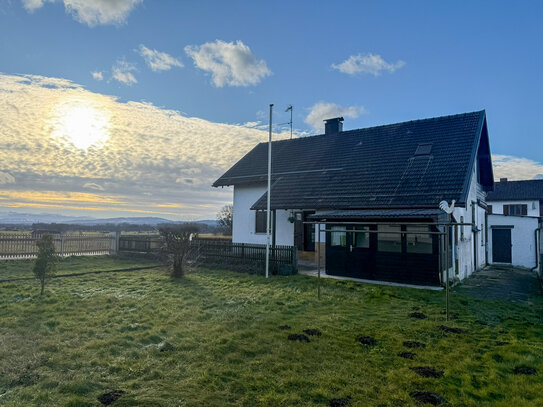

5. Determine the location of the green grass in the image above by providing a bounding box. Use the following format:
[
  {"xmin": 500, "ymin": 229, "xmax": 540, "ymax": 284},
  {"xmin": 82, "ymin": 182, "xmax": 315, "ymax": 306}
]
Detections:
[
  {"xmin": 1, "ymin": 258, "xmax": 542, "ymax": 406},
  {"xmin": 0, "ymin": 255, "xmax": 157, "ymax": 280}
]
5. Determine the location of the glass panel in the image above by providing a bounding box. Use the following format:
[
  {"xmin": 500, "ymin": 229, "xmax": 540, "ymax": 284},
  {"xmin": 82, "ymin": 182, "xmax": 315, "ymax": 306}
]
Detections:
[
  {"xmin": 353, "ymin": 226, "xmax": 370, "ymax": 248},
  {"xmin": 406, "ymin": 226, "xmax": 432, "ymax": 254},
  {"xmin": 378, "ymin": 225, "xmax": 401, "ymax": 252},
  {"xmin": 330, "ymin": 226, "xmax": 346, "ymax": 247}
]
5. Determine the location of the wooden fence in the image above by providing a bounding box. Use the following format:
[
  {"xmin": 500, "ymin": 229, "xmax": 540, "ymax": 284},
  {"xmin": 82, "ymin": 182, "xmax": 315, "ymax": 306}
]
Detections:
[
  {"xmin": 192, "ymin": 239, "xmax": 297, "ymax": 274},
  {"xmin": 0, "ymin": 233, "xmax": 115, "ymax": 259},
  {"xmin": 118, "ymin": 234, "xmax": 162, "ymax": 253}
]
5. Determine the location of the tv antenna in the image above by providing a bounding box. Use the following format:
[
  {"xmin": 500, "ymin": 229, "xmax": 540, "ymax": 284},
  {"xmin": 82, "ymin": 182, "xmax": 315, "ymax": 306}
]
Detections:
[{"xmin": 285, "ymin": 105, "xmax": 293, "ymax": 139}]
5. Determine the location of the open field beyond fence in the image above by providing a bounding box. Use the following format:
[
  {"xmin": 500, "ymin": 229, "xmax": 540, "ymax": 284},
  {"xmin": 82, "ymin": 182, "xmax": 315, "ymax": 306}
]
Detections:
[{"xmin": 1, "ymin": 257, "xmax": 542, "ymax": 406}]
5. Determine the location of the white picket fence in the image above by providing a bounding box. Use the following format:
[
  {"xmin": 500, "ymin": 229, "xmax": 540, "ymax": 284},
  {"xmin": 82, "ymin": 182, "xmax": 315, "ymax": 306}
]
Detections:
[{"xmin": 0, "ymin": 233, "xmax": 118, "ymax": 260}]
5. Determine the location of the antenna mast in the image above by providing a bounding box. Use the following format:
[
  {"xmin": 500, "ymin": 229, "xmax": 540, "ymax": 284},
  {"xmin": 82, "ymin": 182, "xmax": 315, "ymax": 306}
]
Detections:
[{"xmin": 285, "ymin": 105, "xmax": 293, "ymax": 139}]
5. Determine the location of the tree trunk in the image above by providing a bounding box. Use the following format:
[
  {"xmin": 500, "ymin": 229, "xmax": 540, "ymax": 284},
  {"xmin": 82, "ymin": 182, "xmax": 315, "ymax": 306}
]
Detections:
[{"xmin": 172, "ymin": 256, "xmax": 184, "ymax": 278}]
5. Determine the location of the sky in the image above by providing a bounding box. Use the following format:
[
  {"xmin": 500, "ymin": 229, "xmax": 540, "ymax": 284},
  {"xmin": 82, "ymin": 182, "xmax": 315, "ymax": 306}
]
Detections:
[{"xmin": 1, "ymin": 0, "xmax": 543, "ymax": 221}]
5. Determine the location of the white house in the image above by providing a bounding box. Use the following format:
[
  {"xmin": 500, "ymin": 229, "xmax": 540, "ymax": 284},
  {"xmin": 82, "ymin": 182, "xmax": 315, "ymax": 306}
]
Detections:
[
  {"xmin": 486, "ymin": 178, "xmax": 542, "ymax": 269},
  {"xmin": 213, "ymin": 111, "xmax": 494, "ymax": 287}
]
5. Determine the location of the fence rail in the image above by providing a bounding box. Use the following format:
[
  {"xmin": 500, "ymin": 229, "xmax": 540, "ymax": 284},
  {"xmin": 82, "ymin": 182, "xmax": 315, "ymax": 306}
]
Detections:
[
  {"xmin": 192, "ymin": 239, "xmax": 297, "ymax": 274},
  {"xmin": 0, "ymin": 233, "xmax": 115, "ymax": 259}
]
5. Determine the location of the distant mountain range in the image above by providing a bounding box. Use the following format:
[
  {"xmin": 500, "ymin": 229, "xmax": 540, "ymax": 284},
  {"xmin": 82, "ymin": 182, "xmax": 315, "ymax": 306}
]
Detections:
[{"xmin": 0, "ymin": 211, "xmax": 217, "ymax": 227}]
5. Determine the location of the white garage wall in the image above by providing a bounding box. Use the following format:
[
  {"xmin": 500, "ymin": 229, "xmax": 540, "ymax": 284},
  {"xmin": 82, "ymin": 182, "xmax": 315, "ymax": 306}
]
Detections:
[{"xmin": 488, "ymin": 214, "xmax": 538, "ymax": 268}]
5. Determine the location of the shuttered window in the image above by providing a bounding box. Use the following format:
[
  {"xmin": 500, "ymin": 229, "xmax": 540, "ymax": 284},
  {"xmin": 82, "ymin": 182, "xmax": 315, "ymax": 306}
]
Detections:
[{"xmin": 503, "ymin": 204, "xmax": 527, "ymax": 216}]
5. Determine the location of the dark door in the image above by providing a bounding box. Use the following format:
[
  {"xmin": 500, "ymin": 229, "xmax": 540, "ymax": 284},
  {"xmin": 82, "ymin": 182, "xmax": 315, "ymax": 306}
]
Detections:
[
  {"xmin": 346, "ymin": 226, "xmax": 374, "ymax": 279},
  {"xmin": 492, "ymin": 228, "xmax": 512, "ymax": 263},
  {"xmin": 303, "ymin": 212, "xmax": 315, "ymax": 251}
]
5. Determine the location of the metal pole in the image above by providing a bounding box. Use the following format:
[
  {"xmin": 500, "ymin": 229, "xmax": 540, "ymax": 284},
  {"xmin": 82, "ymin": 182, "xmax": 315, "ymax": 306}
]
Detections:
[
  {"xmin": 317, "ymin": 223, "xmax": 321, "ymax": 300},
  {"xmin": 265, "ymin": 104, "xmax": 273, "ymax": 279},
  {"xmin": 445, "ymin": 216, "xmax": 450, "ymax": 321},
  {"xmin": 285, "ymin": 105, "xmax": 293, "ymax": 139}
]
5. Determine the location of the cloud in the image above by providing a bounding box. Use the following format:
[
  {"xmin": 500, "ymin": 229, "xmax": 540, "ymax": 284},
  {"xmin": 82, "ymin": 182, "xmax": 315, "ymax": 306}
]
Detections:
[
  {"xmin": 137, "ymin": 44, "xmax": 183, "ymax": 72},
  {"xmin": 332, "ymin": 53, "xmax": 405, "ymax": 76},
  {"xmin": 23, "ymin": 0, "xmax": 143, "ymax": 26},
  {"xmin": 492, "ymin": 154, "xmax": 543, "ymax": 181},
  {"xmin": 185, "ymin": 40, "xmax": 271, "ymax": 87},
  {"xmin": 91, "ymin": 71, "xmax": 104, "ymax": 81},
  {"xmin": 83, "ymin": 182, "xmax": 104, "ymax": 191},
  {"xmin": 305, "ymin": 102, "xmax": 367, "ymax": 132},
  {"xmin": 0, "ymin": 73, "xmax": 291, "ymax": 219},
  {"xmin": 0, "ymin": 172, "xmax": 15, "ymax": 185},
  {"xmin": 112, "ymin": 60, "xmax": 137, "ymax": 85}
]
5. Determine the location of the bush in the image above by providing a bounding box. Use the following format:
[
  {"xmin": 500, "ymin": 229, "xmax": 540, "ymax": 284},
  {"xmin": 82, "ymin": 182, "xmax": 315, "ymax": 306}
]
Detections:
[{"xmin": 158, "ymin": 224, "xmax": 200, "ymax": 278}]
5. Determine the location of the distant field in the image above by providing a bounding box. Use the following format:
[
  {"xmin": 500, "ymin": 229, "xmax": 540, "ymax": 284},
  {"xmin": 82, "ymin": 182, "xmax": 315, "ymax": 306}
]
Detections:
[{"xmin": 1, "ymin": 258, "xmax": 542, "ymax": 406}]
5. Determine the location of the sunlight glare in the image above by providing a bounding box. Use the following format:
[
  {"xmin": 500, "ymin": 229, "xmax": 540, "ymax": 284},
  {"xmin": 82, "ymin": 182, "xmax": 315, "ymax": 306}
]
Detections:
[{"xmin": 51, "ymin": 98, "xmax": 110, "ymax": 150}]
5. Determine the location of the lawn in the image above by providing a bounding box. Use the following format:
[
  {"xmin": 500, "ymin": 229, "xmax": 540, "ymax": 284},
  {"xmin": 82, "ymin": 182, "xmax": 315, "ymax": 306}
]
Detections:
[{"xmin": 0, "ymin": 257, "xmax": 542, "ymax": 406}]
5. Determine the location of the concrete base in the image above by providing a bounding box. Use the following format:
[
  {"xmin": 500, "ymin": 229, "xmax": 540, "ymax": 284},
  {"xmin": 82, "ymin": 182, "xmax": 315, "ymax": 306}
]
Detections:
[{"xmin": 298, "ymin": 268, "xmax": 443, "ymax": 291}]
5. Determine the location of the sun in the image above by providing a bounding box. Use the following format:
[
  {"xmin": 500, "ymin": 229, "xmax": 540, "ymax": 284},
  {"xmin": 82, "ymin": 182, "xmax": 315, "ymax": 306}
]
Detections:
[{"xmin": 51, "ymin": 98, "xmax": 110, "ymax": 150}]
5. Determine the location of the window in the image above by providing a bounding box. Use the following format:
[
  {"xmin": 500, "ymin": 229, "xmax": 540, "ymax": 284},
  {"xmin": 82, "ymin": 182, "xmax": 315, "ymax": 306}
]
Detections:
[
  {"xmin": 330, "ymin": 226, "xmax": 346, "ymax": 247},
  {"xmin": 378, "ymin": 225, "xmax": 401, "ymax": 252},
  {"xmin": 406, "ymin": 226, "xmax": 433, "ymax": 254},
  {"xmin": 352, "ymin": 226, "xmax": 370, "ymax": 248},
  {"xmin": 503, "ymin": 204, "xmax": 527, "ymax": 216},
  {"xmin": 255, "ymin": 210, "xmax": 267, "ymax": 234}
]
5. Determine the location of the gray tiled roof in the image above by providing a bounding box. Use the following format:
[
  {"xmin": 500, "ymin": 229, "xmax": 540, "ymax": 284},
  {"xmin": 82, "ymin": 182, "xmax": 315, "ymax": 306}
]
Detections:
[
  {"xmin": 213, "ymin": 111, "xmax": 492, "ymax": 210},
  {"xmin": 487, "ymin": 179, "xmax": 543, "ymax": 201},
  {"xmin": 307, "ymin": 209, "xmax": 444, "ymax": 220}
]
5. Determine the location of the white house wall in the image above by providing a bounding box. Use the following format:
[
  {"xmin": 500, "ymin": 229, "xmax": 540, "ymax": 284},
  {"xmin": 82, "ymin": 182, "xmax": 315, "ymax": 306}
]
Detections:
[
  {"xmin": 488, "ymin": 214, "xmax": 538, "ymax": 268},
  {"xmin": 489, "ymin": 200, "xmax": 540, "ymax": 217},
  {"xmin": 452, "ymin": 162, "xmax": 487, "ymax": 280},
  {"xmin": 232, "ymin": 184, "xmax": 294, "ymax": 246}
]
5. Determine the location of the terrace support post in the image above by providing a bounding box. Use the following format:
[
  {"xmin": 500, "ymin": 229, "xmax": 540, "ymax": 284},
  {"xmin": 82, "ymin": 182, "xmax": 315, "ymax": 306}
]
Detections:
[
  {"xmin": 61, "ymin": 234, "xmax": 65, "ymax": 258},
  {"xmin": 317, "ymin": 222, "xmax": 321, "ymax": 300},
  {"xmin": 445, "ymin": 216, "xmax": 451, "ymax": 322}
]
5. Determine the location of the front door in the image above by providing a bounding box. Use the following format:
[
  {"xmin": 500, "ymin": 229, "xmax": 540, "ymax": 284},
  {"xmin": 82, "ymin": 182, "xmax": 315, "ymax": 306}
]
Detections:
[
  {"xmin": 492, "ymin": 228, "xmax": 512, "ymax": 263},
  {"xmin": 346, "ymin": 226, "xmax": 374, "ymax": 279}
]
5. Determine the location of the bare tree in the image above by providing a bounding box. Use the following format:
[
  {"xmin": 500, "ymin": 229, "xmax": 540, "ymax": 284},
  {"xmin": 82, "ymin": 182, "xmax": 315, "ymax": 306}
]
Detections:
[
  {"xmin": 158, "ymin": 224, "xmax": 200, "ymax": 278},
  {"xmin": 217, "ymin": 204, "xmax": 233, "ymax": 236},
  {"xmin": 32, "ymin": 234, "xmax": 59, "ymax": 295}
]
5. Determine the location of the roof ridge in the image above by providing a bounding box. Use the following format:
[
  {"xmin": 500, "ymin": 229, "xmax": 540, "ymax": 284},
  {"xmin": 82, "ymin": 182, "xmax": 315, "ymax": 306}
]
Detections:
[{"xmin": 261, "ymin": 110, "xmax": 485, "ymax": 146}]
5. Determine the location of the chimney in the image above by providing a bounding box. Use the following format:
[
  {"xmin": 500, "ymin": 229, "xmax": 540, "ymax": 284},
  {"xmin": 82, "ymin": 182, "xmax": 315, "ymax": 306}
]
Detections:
[
  {"xmin": 324, "ymin": 117, "xmax": 344, "ymax": 135},
  {"xmin": 500, "ymin": 178, "xmax": 508, "ymax": 183}
]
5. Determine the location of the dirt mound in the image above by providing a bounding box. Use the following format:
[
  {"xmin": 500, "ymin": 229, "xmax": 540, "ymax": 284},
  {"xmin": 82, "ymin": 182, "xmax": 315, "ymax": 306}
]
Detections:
[
  {"xmin": 159, "ymin": 342, "xmax": 174, "ymax": 352},
  {"xmin": 398, "ymin": 352, "xmax": 416, "ymax": 360},
  {"xmin": 410, "ymin": 391, "xmax": 447, "ymax": 405},
  {"xmin": 513, "ymin": 366, "xmax": 537, "ymax": 375},
  {"xmin": 403, "ymin": 341, "xmax": 426, "ymax": 349},
  {"xmin": 303, "ymin": 328, "xmax": 322, "ymax": 336},
  {"xmin": 439, "ymin": 325, "xmax": 467, "ymax": 334},
  {"xmin": 357, "ymin": 336, "xmax": 376, "ymax": 346},
  {"xmin": 288, "ymin": 334, "xmax": 310, "ymax": 342},
  {"xmin": 279, "ymin": 325, "xmax": 291, "ymax": 330},
  {"xmin": 98, "ymin": 390, "xmax": 125, "ymax": 405},
  {"xmin": 410, "ymin": 366, "xmax": 444, "ymax": 378},
  {"xmin": 330, "ymin": 396, "xmax": 352, "ymax": 407},
  {"xmin": 410, "ymin": 312, "xmax": 427, "ymax": 319}
]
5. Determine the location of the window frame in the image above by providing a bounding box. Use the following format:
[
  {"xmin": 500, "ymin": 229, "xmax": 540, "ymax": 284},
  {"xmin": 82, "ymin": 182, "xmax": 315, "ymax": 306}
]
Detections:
[{"xmin": 255, "ymin": 210, "xmax": 267, "ymax": 234}]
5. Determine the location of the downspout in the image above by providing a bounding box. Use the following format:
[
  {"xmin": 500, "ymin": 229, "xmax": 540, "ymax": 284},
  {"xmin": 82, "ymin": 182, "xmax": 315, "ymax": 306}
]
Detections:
[{"xmin": 531, "ymin": 227, "xmax": 539, "ymax": 272}]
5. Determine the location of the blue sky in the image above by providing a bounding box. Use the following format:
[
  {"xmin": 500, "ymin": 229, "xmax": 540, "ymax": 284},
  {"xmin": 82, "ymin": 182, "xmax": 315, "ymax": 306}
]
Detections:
[{"xmin": 0, "ymin": 0, "xmax": 542, "ymax": 220}]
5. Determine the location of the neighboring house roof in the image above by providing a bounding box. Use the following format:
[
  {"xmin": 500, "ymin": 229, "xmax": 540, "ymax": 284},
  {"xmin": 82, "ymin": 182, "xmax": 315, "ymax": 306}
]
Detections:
[
  {"xmin": 213, "ymin": 111, "xmax": 493, "ymax": 210},
  {"xmin": 486, "ymin": 179, "xmax": 543, "ymax": 201}
]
